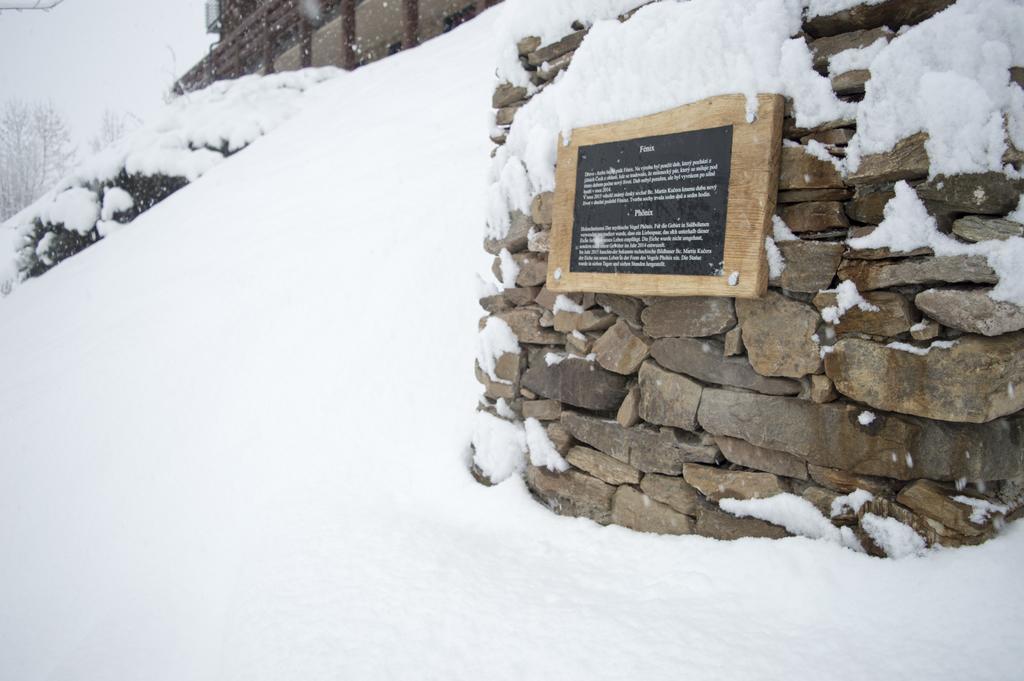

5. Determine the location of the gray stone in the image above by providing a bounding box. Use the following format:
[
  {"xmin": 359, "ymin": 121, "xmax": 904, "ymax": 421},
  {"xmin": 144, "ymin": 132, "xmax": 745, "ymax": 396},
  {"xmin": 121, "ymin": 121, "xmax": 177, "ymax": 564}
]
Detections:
[
  {"xmin": 553, "ymin": 309, "xmax": 615, "ymax": 333},
  {"xmin": 537, "ymin": 50, "xmax": 573, "ymax": 82},
  {"xmin": 495, "ymin": 308, "xmax": 564, "ymax": 345},
  {"xmin": 495, "ymin": 104, "xmax": 522, "ymax": 127},
  {"xmin": 527, "ymin": 227, "xmax": 550, "ymax": 253},
  {"xmin": 638, "ymin": 360, "xmax": 702, "ymax": 431},
  {"xmin": 824, "ymin": 335, "xmax": 1024, "ymax": 423},
  {"xmin": 516, "ymin": 35, "xmax": 541, "ymax": 56},
  {"xmin": 896, "ymin": 480, "xmax": 1001, "ymax": 537},
  {"xmin": 484, "ymin": 210, "xmax": 532, "ymax": 255},
  {"xmin": 813, "ymin": 289, "xmax": 917, "ymax": 337},
  {"xmin": 522, "ymin": 357, "xmax": 630, "ymax": 411},
  {"xmin": 527, "ymin": 29, "xmax": 586, "ymax": 66},
  {"xmin": 611, "ymin": 486, "xmax": 694, "ymax": 535},
  {"xmin": 695, "ymin": 504, "xmax": 789, "ymax": 540},
  {"xmin": 683, "ymin": 464, "xmax": 786, "ymax": 502},
  {"xmin": 475, "ymin": 363, "xmax": 516, "ymax": 401},
  {"xmin": 847, "ymin": 132, "xmax": 930, "ymax": 185},
  {"xmin": 951, "ymin": 215, "xmax": 1024, "ymax": 243},
  {"xmin": 561, "ymin": 411, "xmax": 719, "ymax": 475},
  {"xmin": 492, "ymin": 83, "xmax": 527, "ymax": 109},
  {"xmin": 525, "ymin": 465, "xmax": 615, "ymax": 524},
  {"xmin": 641, "ymin": 297, "xmax": 736, "ymax": 338},
  {"xmin": 735, "ymin": 292, "xmax": 823, "ymax": 378},
  {"xmin": 479, "ymin": 286, "xmax": 540, "ymax": 313},
  {"xmin": 838, "ymin": 255, "xmax": 998, "ymax": 291},
  {"xmin": 803, "ymin": 0, "xmax": 956, "ymax": 38},
  {"xmin": 566, "ymin": 445, "xmax": 640, "ymax": 485},
  {"xmin": 697, "ymin": 388, "xmax": 1024, "ymax": 481},
  {"xmin": 640, "ymin": 473, "xmax": 700, "ymax": 516},
  {"xmin": 616, "ymin": 386, "xmax": 640, "ymax": 428},
  {"xmin": 809, "ymin": 27, "xmax": 891, "ymax": 73},
  {"xmin": 779, "ymin": 145, "xmax": 845, "ymax": 190},
  {"xmin": 778, "ymin": 187, "xmax": 853, "ymax": 204},
  {"xmin": 831, "ymin": 69, "xmax": 870, "ymax": 96},
  {"xmin": 777, "ymin": 201, "xmax": 849, "ymax": 234},
  {"xmin": 716, "ymin": 435, "xmax": 809, "ymax": 480},
  {"xmin": 914, "ymin": 288, "xmax": 1024, "ymax": 337},
  {"xmin": 910, "ymin": 318, "xmax": 941, "ymax": 341},
  {"xmin": 808, "ymin": 374, "xmax": 839, "ymax": 403},
  {"xmin": 772, "ymin": 239, "xmax": 844, "ymax": 293},
  {"xmin": 802, "ymin": 486, "xmax": 855, "ymax": 524},
  {"xmin": 530, "ymin": 191, "xmax": 554, "ymax": 226},
  {"xmin": 723, "ymin": 325, "xmax": 744, "ymax": 356},
  {"xmin": 512, "ymin": 252, "xmax": 547, "ymax": 287},
  {"xmin": 593, "ymin": 320, "xmax": 650, "ymax": 374},
  {"xmin": 650, "ymin": 337, "xmax": 801, "ymax": 395},
  {"xmin": 916, "ymin": 173, "xmax": 1024, "ymax": 215},
  {"xmin": 545, "ymin": 422, "xmax": 573, "ymax": 455},
  {"xmin": 565, "ymin": 330, "xmax": 593, "ymax": 355},
  {"xmin": 522, "ymin": 399, "xmax": 561, "ymax": 421},
  {"xmin": 596, "ymin": 293, "xmax": 644, "ymax": 325},
  {"xmin": 845, "ymin": 183, "xmax": 896, "ymax": 225}
]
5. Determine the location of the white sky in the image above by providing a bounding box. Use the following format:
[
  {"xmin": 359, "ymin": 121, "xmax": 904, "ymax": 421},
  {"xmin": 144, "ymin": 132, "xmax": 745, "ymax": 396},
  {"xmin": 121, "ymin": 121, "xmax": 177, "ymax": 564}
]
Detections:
[{"xmin": 0, "ymin": 0, "xmax": 216, "ymax": 150}]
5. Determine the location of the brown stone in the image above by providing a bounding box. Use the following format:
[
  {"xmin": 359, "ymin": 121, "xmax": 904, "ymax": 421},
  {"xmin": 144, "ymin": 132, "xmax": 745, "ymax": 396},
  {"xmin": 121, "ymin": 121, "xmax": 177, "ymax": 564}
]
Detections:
[
  {"xmin": 565, "ymin": 330, "xmax": 593, "ymax": 355},
  {"xmin": 824, "ymin": 335, "xmax": 1024, "ymax": 423},
  {"xmin": 800, "ymin": 128, "xmax": 856, "ymax": 147},
  {"xmin": 522, "ymin": 399, "xmax": 561, "ymax": 421},
  {"xmin": 545, "ymin": 422, "xmax": 573, "ymax": 455},
  {"xmin": 593, "ymin": 320, "xmax": 650, "ymax": 375},
  {"xmin": 847, "ymin": 132, "xmax": 930, "ymax": 185},
  {"xmin": 697, "ymin": 388, "xmax": 1024, "ymax": 481},
  {"xmin": 808, "ymin": 374, "xmax": 839, "ymax": 403},
  {"xmin": 640, "ymin": 473, "xmax": 700, "ymax": 516},
  {"xmin": 495, "ymin": 308, "xmax": 564, "ymax": 345},
  {"xmin": 951, "ymin": 215, "xmax": 1024, "ymax": 243},
  {"xmin": 522, "ymin": 357, "xmax": 630, "ymax": 412},
  {"xmin": 813, "ymin": 289, "xmax": 917, "ymax": 336},
  {"xmin": 806, "ymin": 464, "xmax": 899, "ymax": 497},
  {"xmin": 527, "ymin": 227, "xmax": 550, "ymax": 253},
  {"xmin": 831, "ymin": 69, "xmax": 870, "ymax": 96},
  {"xmin": 561, "ymin": 411, "xmax": 719, "ymax": 475},
  {"xmin": 527, "ymin": 29, "xmax": 586, "ymax": 66},
  {"xmin": 683, "ymin": 464, "xmax": 786, "ymax": 502},
  {"xmin": 641, "ymin": 297, "xmax": 736, "ymax": 338},
  {"xmin": 778, "ymin": 187, "xmax": 853, "ymax": 203},
  {"xmin": 778, "ymin": 201, "xmax": 849, "ymax": 234},
  {"xmin": 611, "ymin": 486, "xmax": 694, "ymax": 535},
  {"xmin": 695, "ymin": 504, "xmax": 789, "ymax": 540},
  {"xmin": 537, "ymin": 51, "xmax": 573, "ymax": 82},
  {"xmin": 479, "ymin": 286, "xmax": 540, "ymax": 313},
  {"xmin": 516, "ymin": 35, "xmax": 541, "ymax": 56},
  {"xmin": 475, "ymin": 363, "xmax": 516, "ymax": 401},
  {"xmin": 650, "ymin": 337, "xmax": 801, "ymax": 395},
  {"xmin": 910, "ymin": 318, "xmax": 941, "ymax": 341},
  {"xmin": 803, "ymin": 0, "xmax": 956, "ymax": 38},
  {"xmin": 512, "ymin": 252, "xmax": 547, "ymax": 287},
  {"xmin": 723, "ymin": 325, "xmax": 744, "ymax": 356},
  {"xmin": 916, "ymin": 172, "xmax": 1024, "ymax": 214},
  {"xmin": 801, "ymin": 486, "xmax": 855, "ymax": 524},
  {"xmin": 492, "ymin": 83, "xmax": 527, "ymax": 109},
  {"xmin": 638, "ymin": 360, "xmax": 702, "ymax": 431},
  {"xmin": 596, "ymin": 293, "xmax": 644, "ymax": 325},
  {"xmin": 484, "ymin": 210, "xmax": 532, "ymax": 255},
  {"xmin": 553, "ymin": 309, "xmax": 615, "ymax": 333},
  {"xmin": 896, "ymin": 480, "xmax": 1000, "ymax": 537},
  {"xmin": 531, "ymin": 191, "xmax": 554, "ymax": 226},
  {"xmin": 715, "ymin": 435, "xmax": 809, "ymax": 480},
  {"xmin": 778, "ymin": 145, "xmax": 845, "ymax": 190},
  {"xmin": 809, "ymin": 27, "xmax": 891, "ymax": 73},
  {"xmin": 566, "ymin": 445, "xmax": 640, "ymax": 485},
  {"xmin": 838, "ymin": 255, "xmax": 998, "ymax": 291},
  {"xmin": 735, "ymin": 292, "xmax": 823, "ymax": 378},
  {"xmin": 772, "ymin": 239, "xmax": 844, "ymax": 293},
  {"xmin": 616, "ymin": 386, "xmax": 640, "ymax": 428},
  {"xmin": 495, "ymin": 104, "xmax": 522, "ymax": 127},
  {"xmin": 845, "ymin": 183, "xmax": 895, "ymax": 225},
  {"xmin": 525, "ymin": 465, "xmax": 614, "ymax": 524},
  {"xmin": 914, "ymin": 288, "xmax": 1024, "ymax": 337}
]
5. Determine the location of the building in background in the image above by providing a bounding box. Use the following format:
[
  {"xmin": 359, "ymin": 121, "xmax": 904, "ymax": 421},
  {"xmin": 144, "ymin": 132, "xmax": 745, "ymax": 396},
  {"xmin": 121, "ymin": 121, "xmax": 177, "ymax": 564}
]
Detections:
[{"xmin": 176, "ymin": 0, "xmax": 502, "ymax": 92}]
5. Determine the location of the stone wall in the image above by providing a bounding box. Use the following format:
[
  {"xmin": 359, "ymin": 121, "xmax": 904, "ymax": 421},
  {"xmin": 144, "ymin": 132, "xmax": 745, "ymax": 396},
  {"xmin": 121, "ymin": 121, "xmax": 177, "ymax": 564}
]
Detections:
[{"xmin": 473, "ymin": 0, "xmax": 1024, "ymax": 557}]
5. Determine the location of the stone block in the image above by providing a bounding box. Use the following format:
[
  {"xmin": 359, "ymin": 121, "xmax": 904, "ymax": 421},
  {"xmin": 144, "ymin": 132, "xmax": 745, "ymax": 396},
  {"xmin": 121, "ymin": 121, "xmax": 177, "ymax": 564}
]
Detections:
[
  {"xmin": 566, "ymin": 445, "xmax": 640, "ymax": 485},
  {"xmin": 847, "ymin": 132, "xmax": 929, "ymax": 185},
  {"xmin": 772, "ymin": 240, "xmax": 845, "ymax": 293},
  {"xmin": 525, "ymin": 465, "xmax": 614, "ymax": 524},
  {"xmin": 778, "ymin": 201, "xmax": 849, "ymax": 234},
  {"xmin": 638, "ymin": 360, "xmax": 702, "ymax": 431},
  {"xmin": 495, "ymin": 308, "xmax": 564, "ymax": 345},
  {"xmin": 803, "ymin": 0, "xmax": 956, "ymax": 38},
  {"xmin": 838, "ymin": 256, "xmax": 997, "ymax": 291},
  {"xmin": 683, "ymin": 464, "xmax": 786, "ymax": 502},
  {"xmin": 695, "ymin": 504, "xmax": 789, "ymax": 540},
  {"xmin": 611, "ymin": 486, "xmax": 694, "ymax": 535},
  {"xmin": 778, "ymin": 145, "xmax": 845, "ymax": 190},
  {"xmin": 914, "ymin": 288, "xmax": 1024, "ymax": 337},
  {"xmin": 715, "ymin": 435, "xmax": 809, "ymax": 480},
  {"xmin": 616, "ymin": 386, "xmax": 640, "ymax": 428},
  {"xmin": 641, "ymin": 296, "xmax": 736, "ymax": 338},
  {"xmin": 593, "ymin": 320, "xmax": 650, "ymax": 375},
  {"xmin": 522, "ymin": 357, "xmax": 631, "ymax": 411},
  {"xmin": 522, "ymin": 399, "xmax": 561, "ymax": 421},
  {"xmin": 813, "ymin": 289, "xmax": 916, "ymax": 337},
  {"xmin": 951, "ymin": 216, "xmax": 1024, "ymax": 243},
  {"xmin": 735, "ymin": 291, "xmax": 823, "ymax": 378},
  {"xmin": 650, "ymin": 337, "xmax": 801, "ymax": 395},
  {"xmin": 640, "ymin": 473, "xmax": 700, "ymax": 516}
]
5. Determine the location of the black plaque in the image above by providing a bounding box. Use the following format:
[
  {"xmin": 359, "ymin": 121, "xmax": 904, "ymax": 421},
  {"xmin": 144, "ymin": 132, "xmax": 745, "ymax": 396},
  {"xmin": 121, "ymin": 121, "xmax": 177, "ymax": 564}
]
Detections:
[{"xmin": 569, "ymin": 125, "xmax": 733, "ymax": 276}]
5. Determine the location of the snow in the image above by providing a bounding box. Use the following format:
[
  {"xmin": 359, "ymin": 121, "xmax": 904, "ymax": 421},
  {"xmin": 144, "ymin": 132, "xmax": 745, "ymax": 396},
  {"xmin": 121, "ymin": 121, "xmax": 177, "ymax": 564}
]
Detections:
[
  {"xmin": 860, "ymin": 513, "xmax": 928, "ymax": 559},
  {"xmin": 545, "ymin": 351, "xmax": 566, "ymax": 366},
  {"xmin": 524, "ymin": 417, "xmax": 570, "ymax": 472},
  {"xmin": 764, "ymin": 236, "xmax": 786, "ymax": 278},
  {"xmin": 476, "ymin": 316, "xmax": 520, "ymax": 382},
  {"xmin": 831, "ymin": 489, "xmax": 874, "ymax": 518},
  {"xmin": 727, "ymin": 271, "xmax": 740, "ymax": 286},
  {"xmin": 846, "ymin": 182, "xmax": 1024, "ymax": 306},
  {"xmin": 497, "ymin": 247, "xmax": 519, "ymax": 289},
  {"xmin": 771, "ymin": 214, "xmax": 798, "ymax": 242},
  {"xmin": 719, "ymin": 494, "xmax": 861, "ymax": 550},
  {"xmin": 828, "ymin": 35, "xmax": 889, "ymax": 76},
  {"xmin": 0, "ymin": 8, "xmax": 1023, "ymax": 681},
  {"xmin": 846, "ymin": 0, "xmax": 1024, "ymax": 177},
  {"xmin": 805, "ymin": 0, "xmax": 886, "ymax": 19},
  {"xmin": 488, "ymin": 0, "xmax": 853, "ymax": 234},
  {"xmin": 953, "ymin": 496, "xmax": 1010, "ymax": 525},
  {"xmin": 553, "ymin": 293, "xmax": 585, "ymax": 313},
  {"xmin": 886, "ymin": 339, "xmax": 958, "ymax": 356},
  {"xmin": 100, "ymin": 187, "xmax": 134, "ymax": 221},
  {"xmin": 472, "ymin": 411, "xmax": 527, "ymax": 483},
  {"xmin": 857, "ymin": 410, "xmax": 876, "ymax": 426},
  {"xmin": 819, "ymin": 279, "xmax": 878, "ymax": 325},
  {"xmin": 39, "ymin": 186, "xmax": 100, "ymax": 235}
]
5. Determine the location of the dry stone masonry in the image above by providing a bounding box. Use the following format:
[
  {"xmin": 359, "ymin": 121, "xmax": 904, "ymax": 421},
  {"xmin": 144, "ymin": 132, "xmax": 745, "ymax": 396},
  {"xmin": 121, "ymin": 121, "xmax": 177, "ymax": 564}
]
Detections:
[{"xmin": 473, "ymin": 0, "xmax": 1024, "ymax": 557}]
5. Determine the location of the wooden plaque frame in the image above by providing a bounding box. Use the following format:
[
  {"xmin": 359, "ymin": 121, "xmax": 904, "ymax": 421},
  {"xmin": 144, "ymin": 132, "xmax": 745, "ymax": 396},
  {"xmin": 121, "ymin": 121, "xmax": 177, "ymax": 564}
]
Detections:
[{"xmin": 547, "ymin": 93, "xmax": 783, "ymax": 299}]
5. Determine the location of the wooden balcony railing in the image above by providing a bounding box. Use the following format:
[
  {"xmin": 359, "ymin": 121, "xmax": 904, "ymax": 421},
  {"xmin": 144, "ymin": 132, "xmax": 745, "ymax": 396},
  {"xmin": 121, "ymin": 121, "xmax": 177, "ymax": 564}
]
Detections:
[{"xmin": 174, "ymin": 0, "xmax": 499, "ymax": 94}]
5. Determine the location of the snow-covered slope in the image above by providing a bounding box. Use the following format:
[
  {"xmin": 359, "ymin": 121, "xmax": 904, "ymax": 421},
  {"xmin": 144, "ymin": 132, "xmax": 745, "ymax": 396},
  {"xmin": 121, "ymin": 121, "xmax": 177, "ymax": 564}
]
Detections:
[{"xmin": 1, "ymin": 7, "xmax": 1022, "ymax": 681}]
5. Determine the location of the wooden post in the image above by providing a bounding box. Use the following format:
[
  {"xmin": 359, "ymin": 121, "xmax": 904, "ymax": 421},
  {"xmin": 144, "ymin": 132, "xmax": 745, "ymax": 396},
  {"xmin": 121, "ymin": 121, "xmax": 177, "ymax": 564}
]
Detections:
[
  {"xmin": 402, "ymin": 0, "xmax": 419, "ymax": 50},
  {"xmin": 340, "ymin": 0, "xmax": 357, "ymax": 70}
]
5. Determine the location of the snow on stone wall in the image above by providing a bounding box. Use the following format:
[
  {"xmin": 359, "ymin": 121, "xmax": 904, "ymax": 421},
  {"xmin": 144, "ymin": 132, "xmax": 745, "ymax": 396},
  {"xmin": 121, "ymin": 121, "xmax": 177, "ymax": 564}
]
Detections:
[{"xmin": 472, "ymin": 0, "xmax": 1024, "ymax": 557}]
